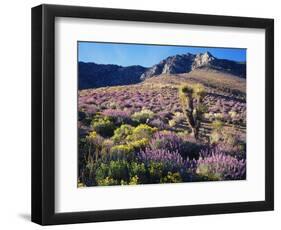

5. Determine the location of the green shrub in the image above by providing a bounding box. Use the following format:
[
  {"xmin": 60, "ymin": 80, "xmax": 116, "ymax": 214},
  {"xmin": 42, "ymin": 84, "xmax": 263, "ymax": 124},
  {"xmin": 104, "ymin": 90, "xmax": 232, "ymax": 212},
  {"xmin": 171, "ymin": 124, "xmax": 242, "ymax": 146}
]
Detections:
[
  {"xmin": 112, "ymin": 124, "xmax": 133, "ymax": 143},
  {"xmin": 147, "ymin": 161, "xmax": 165, "ymax": 183},
  {"xmin": 129, "ymin": 162, "xmax": 147, "ymax": 183},
  {"xmin": 127, "ymin": 124, "xmax": 157, "ymax": 141},
  {"xmin": 85, "ymin": 131, "xmax": 104, "ymax": 158},
  {"xmin": 196, "ymin": 164, "xmax": 222, "ymax": 181},
  {"xmin": 86, "ymin": 131, "xmax": 104, "ymax": 145},
  {"xmin": 108, "ymin": 160, "xmax": 130, "ymax": 182},
  {"xmin": 95, "ymin": 162, "xmax": 110, "ymax": 184},
  {"xmin": 212, "ymin": 120, "xmax": 224, "ymax": 130},
  {"xmin": 168, "ymin": 119, "xmax": 177, "ymax": 127},
  {"xmin": 100, "ymin": 139, "xmax": 114, "ymax": 159},
  {"xmin": 110, "ymin": 144, "xmax": 134, "ymax": 160},
  {"xmin": 213, "ymin": 113, "xmax": 224, "ymax": 120},
  {"xmin": 222, "ymin": 130, "xmax": 237, "ymax": 146},
  {"xmin": 210, "ymin": 130, "xmax": 221, "ymax": 144},
  {"xmin": 95, "ymin": 160, "xmax": 130, "ymax": 185},
  {"xmin": 160, "ymin": 172, "xmax": 182, "ymax": 183},
  {"xmin": 228, "ymin": 111, "xmax": 238, "ymax": 119},
  {"xmin": 128, "ymin": 138, "xmax": 149, "ymax": 151},
  {"xmin": 96, "ymin": 177, "xmax": 118, "ymax": 186},
  {"xmin": 131, "ymin": 109, "xmax": 154, "ymax": 123},
  {"xmin": 210, "ymin": 126, "xmax": 239, "ymax": 145},
  {"xmin": 129, "ymin": 175, "xmax": 139, "ymax": 185},
  {"xmin": 92, "ymin": 118, "xmax": 115, "ymax": 137}
]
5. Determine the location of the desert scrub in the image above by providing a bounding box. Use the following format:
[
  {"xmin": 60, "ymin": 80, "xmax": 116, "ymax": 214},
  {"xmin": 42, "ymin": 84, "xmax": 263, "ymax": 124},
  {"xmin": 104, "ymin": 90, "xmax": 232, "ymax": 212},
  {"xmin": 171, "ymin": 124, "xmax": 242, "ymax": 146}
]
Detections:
[
  {"xmin": 228, "ymin": 110, "xmax": 238, "ymax": 120},
  {"xmin": 215, "ymin": 126, "xmax": 246, "ymax": 157},
  {"xmin": 210, "ymin": 130, "xmax": 222, "ymax": 144},
  {"xmin": 149, "ymin": 131, "xmax": 201, "ymax": 160},
  {"xmin": 210, "ymin": 125, "xmax": 242, "ymax": 149},
  {"xmin": 147, "ymin": 161, "xmax": 165, "ymax": 183},
  {"xmin": 131, "ymin": 109, "xmax": 155, "ymax": 123},
  {"xmin": 168, "ymin": 112, "xmax": 186, "ymax": 127},
  {"xmin": 102, "ymin": 109, "xmax": 131, "ymax": 125},
  {"xmin": 86, "ymin": 131, "xmax": 104, "ymax": 145},
  {"xmin": 109, "ymin": 139, "xmax": 149, "ymax": 161},
  {"xmin": 112, "ymin": 124, "xmax": 134, "ymax": 143},
  {"xmin": 129, "ymin": 162, "xmax": 147, "ymax": 182},
  {"xmin": 148, "ymin": 118, "xmax": 167, "ymax": 129},
  {"xmin": 108, "ymin": 160, "xmax": 130, "ymax": 182},
  {"xmin": 110, "ymin": 144, "xmax": 135, "ymax": 160},
  {"xmin": 211, "ymin": 120, "xmax": 224, "ymax": 130},
  {"xmin": 213, "ymin": 113, "xmax": 224, "ymax": 120},
  {"xmin": 91, "ymin": 117, "xmax": 115, "ymax": 137},
  {"xmin": 85, "ymin": 131, "xmax": 104, "ymax": 159},
  {"xmin": 82, "ymin": 155, "xmax": 100, "ymax": 185},
  {"xmin": 95, "ymin": 160, "xmax": 130, "ymax": 185},
  {"xmin": 127, "ymin": 124, "xmax": 157, "ymax": 141},
  {"xmin": 149, "ymin": 131, "xmax": 185, "ymax": 153},
  {"xmin": 168, "ymin": 119, "xmax": 177, "ymax": 128},
  {"xmin": 128, "ymin": 138, "xmax": 149, "ymax": 151},
  {"xmin": 100, "ymin": 139, "xmax": 114, "ymax": 159},
  {"xmin": 160, "ymin": 172, "xmax": 182, "ymax": 183},
  {"xmin": 138, "ymin": 148, "xmax": 184, "ymax": 172},
  {"xmin": 197, "ymin": 148, "xmax": 246, "ymax": 180},
  {"xmin": 96, "ymin": 177, "xmax": 118, "ymax": 186},
  {"xmin": 128, "ymin": 175, "xmax": 139, "ymax": 185}
]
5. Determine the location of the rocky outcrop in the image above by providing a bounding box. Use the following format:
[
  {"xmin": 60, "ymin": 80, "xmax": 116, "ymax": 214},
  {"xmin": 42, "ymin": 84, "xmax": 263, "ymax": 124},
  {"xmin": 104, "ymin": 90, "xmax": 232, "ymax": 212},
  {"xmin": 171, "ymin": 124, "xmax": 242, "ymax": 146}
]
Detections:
[
  {"xmin": 141, "ymin": 52, "xmax": 246, "ymax": 79},
  {"xmin": 140, "ymin": 53, "xmax": 195, "ymax": 80}
]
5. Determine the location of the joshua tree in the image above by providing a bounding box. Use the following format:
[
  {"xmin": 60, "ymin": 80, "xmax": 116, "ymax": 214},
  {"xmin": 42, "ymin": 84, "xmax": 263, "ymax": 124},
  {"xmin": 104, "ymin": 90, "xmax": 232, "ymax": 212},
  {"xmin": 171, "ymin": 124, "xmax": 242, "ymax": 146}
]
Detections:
[{"xmin": 179, "ymin": 83, "xmax": 206, "ymax": 139}]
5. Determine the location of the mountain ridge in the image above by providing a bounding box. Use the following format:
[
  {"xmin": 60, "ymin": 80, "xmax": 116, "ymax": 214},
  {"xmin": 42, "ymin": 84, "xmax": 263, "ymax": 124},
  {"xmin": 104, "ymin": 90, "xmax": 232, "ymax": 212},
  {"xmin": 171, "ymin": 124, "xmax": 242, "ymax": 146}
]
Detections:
[
  {"xmin": 79, "ymin": 51, "xmax": 246, "ymax": 89},
  {"xmin": 140, "ymin": 51, "xmax": 246, "ymax": 80},
  {"xmin": 79, "ymin": 62, "xmax": 147, "ymax": 89}
]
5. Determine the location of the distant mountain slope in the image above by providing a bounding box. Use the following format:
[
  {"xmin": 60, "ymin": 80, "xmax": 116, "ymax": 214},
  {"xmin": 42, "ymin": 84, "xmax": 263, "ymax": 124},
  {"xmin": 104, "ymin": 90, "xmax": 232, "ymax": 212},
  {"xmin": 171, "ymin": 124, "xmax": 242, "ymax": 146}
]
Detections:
[
  {"xmin": 78, "ymin": 52, "xmax": 246, "ymax": 89},
  {"xmin": 140, "ymin": 52, "xmax": 246, "ymax": 80},
  {"xmin": 79, "ymin": 62, "xmax": 147, "ymax": 89},
  {"xmin": 143, "ymin": 69, "xmax": 246, "ymax": 96}
]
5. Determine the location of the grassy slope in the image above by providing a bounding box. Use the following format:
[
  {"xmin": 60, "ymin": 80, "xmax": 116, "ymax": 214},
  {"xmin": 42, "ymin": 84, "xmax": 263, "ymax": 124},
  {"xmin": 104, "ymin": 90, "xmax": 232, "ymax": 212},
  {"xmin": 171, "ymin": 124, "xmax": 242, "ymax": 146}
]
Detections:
[{"xmin": 142, "ymin": 69, "xmax": 246, "ymax": 95}]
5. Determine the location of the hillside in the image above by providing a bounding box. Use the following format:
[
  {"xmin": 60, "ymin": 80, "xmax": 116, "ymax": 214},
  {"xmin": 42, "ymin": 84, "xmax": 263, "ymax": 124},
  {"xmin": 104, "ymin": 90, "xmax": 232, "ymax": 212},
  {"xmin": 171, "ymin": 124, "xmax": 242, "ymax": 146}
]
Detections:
[
  {"xmin": 143, "ymin": 69, "xmax": 246, "ymax": 97},
  {"xmin": 78, "ymin": 51, "xmax": 246, "ymax": 89},
  {"xmin": 79, "ymin": 70, "xmax": 246, "ymax": 140},
  {"xmin": 78, "ymin": 51, "xmax": 247, "ymax": 186},
  {"xmin": 79, "ymin": 62, "xmax": 147, "ymax": 89}
]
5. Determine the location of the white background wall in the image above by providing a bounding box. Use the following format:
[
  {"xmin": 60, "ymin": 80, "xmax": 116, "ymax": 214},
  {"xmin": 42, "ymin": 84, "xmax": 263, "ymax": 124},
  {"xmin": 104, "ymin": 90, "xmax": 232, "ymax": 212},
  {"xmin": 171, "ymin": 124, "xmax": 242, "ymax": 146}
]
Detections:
[{"xmin": 0, "ymin": 0, "xmax": 279, "ymax": 228}]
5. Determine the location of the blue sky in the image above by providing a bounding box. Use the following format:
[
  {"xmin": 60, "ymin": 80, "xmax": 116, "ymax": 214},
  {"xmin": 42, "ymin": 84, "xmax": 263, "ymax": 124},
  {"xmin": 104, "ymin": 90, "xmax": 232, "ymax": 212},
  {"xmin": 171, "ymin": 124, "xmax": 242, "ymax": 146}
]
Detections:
[{"xmin": 78, "ymin": 41, "xmax": 246, "ymax": 67}]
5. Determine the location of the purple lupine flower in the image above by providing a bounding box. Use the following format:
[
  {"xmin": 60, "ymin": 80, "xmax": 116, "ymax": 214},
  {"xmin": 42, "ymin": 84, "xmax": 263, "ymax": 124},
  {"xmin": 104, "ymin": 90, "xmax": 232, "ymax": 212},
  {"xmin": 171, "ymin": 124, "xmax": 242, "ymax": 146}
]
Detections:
[
  {"xmin": 197, "ymin": 147, "xmax": 246, "ymax": 180},
  {"xmin": 149, "ymin": 131, "xmax": 184, "ymax": 153},
  {"xmin": 137, "ymin": 148, "xmax": 184, "ymax": 167},
  {"xmin": 101, "ymin": 109, "xmax": 131, "ymax": 124},
  {"xmin": 102, "ymin": 109, "xmax": 131, "ymax": 118}
]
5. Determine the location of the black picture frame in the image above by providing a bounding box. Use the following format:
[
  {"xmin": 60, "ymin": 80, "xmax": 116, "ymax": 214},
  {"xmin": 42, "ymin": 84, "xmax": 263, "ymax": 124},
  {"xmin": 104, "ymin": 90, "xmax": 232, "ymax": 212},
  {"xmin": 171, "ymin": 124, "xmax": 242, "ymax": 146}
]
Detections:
[{"xmin": 31, "ymin": 4, "xmax": 274, "ymax": 225}]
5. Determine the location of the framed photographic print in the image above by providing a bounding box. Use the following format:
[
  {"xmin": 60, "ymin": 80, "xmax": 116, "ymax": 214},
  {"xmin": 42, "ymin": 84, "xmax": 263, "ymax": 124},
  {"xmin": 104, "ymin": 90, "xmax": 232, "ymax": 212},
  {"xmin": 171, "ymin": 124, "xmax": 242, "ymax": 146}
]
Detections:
[{"xmin": 31, "ymin": 4, "xmax": 274, "ymax": 225}]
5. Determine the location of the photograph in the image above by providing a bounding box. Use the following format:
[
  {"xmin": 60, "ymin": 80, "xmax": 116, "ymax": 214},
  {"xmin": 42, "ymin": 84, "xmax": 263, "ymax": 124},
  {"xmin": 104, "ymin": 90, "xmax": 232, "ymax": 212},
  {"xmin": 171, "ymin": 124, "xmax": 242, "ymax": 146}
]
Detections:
[
  {"xmin": 30, "ymin": 3, "xmax": 274, "ymax": 226},
  {"xmin": 77, "ymin": 42, "xmax": 247, "ymax": 187}
]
